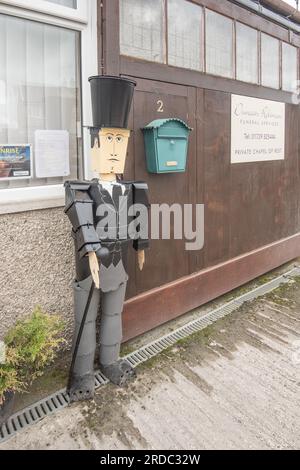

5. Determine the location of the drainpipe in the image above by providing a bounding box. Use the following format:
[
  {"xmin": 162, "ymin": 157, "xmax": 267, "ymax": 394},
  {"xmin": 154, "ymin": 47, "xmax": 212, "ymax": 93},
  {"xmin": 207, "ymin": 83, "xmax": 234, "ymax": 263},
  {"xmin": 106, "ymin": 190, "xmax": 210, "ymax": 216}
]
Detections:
[{"xmin": 231, "ymin": 0, "xmax": 300, "ymax": 33}]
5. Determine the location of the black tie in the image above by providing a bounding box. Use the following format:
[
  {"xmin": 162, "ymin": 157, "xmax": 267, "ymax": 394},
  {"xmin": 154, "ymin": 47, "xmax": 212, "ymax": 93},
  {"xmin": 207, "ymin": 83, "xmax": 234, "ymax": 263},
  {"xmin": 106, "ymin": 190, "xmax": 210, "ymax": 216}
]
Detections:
[
  {"xmin": 112, "ymin": 185, "xmax": 123, "ymax": 265},
  {"xmin": 112, "ymin": 184, "xmax": 123, "ymax": 209}
]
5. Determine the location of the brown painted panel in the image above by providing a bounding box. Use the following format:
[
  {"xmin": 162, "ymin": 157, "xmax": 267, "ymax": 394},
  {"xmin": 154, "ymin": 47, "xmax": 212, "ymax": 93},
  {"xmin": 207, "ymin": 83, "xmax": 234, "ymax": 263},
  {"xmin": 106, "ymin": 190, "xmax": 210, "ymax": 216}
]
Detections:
[
  {"xmin": 230, "ymin": 161, "xmax": 280, "ymax": 258},
  {"xmin": 125, "ymin": 78, "xmax": 197, "ymax": 296},
  {"xmin": 120, "ymin": 76, "xmax": 300, "ymax": 336},
  {"xmin": 203, "ymin": 90, "xmax": 231, "ymax": 267},
  {"xmin": 189, "ymin": 88, "xmax": 205, "ymax": 274},
  {"xmin": 229, "ymin": 103, "xmax": 300, "ymax": 258},
  {"xmin": 280, "ymin": 104, "xmax": 300, "ymax": 239},
  {"xmin": 102, "ymin": 0, "xmax": 120, "ymax": 76},
  {"xmin": 123, "ymin": 80, "xmax": 300, "ymax": 306}
]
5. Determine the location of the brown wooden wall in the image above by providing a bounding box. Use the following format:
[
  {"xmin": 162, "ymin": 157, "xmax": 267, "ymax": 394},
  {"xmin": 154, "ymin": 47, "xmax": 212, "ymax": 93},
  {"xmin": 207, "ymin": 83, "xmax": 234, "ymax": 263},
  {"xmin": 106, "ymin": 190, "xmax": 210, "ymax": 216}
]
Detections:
[
  {"xmin": 100, "ymin": 0, "xmax": 300, "ymax": 340},
  {"xmin": 123, "ymin": 82, "xmax": 300, "ymax": 299}
]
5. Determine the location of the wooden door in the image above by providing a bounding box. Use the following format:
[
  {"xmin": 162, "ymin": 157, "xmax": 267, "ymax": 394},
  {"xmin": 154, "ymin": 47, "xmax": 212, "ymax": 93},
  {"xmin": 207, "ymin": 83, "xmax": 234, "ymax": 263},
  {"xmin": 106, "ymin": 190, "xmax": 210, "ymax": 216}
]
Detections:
[{"xmin": 124, "ymin": 78, "xmax": 198, "ymax": 298}]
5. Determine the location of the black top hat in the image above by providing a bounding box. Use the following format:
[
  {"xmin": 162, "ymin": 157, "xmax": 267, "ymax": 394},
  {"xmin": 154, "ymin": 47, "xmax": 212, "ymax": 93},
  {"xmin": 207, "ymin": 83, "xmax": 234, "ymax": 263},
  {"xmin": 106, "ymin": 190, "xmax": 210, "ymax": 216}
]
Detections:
[{"xmin": 89, "ymin": 75, "xmax": 136, "ymax": 129}]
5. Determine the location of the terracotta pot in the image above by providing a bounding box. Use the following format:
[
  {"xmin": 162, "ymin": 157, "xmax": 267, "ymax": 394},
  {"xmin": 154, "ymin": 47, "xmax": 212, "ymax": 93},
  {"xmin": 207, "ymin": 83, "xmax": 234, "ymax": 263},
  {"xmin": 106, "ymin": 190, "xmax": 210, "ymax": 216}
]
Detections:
[{"xmin": 0, "ymin": 391, "xmax": 15, "ymax": 427}]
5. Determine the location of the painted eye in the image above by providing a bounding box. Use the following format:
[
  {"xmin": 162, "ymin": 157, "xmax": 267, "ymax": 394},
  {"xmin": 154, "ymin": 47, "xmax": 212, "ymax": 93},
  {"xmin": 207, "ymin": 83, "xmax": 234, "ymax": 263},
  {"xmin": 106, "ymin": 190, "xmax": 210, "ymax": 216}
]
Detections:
[
  {"xmin": 116, "ymin": 136, "xmax": 123, "ymax": 143},
  {"xmin": 107, "ymin": 135, "xmax": 113, "ymax": 143}
]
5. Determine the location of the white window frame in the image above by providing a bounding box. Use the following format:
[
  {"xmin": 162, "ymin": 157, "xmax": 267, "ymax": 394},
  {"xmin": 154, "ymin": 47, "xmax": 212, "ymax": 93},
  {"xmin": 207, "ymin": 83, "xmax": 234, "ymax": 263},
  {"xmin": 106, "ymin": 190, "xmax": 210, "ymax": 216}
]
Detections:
[
  {"xmin": 0, "ymin": 0, "xmax": 88, "ymax": 23},
  {"xmin": 0, "ymin": 0, "xmax": 98, "ymax": 215}
]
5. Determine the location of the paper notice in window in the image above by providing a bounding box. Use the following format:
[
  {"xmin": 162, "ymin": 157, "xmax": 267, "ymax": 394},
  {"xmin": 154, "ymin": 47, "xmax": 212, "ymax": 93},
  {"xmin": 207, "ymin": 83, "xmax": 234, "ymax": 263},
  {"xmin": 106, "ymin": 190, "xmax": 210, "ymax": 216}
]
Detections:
[{"xmin": 35, "ymin": 130, "xmax": 70, "ymax": 178}]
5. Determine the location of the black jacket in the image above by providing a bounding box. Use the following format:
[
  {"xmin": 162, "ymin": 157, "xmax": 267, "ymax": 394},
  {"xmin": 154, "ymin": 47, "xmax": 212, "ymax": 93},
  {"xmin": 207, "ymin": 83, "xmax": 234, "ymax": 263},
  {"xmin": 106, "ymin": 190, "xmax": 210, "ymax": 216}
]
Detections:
[{"xmin": 65, "ymin": 179, "xmax": 150, "ymax": 267}]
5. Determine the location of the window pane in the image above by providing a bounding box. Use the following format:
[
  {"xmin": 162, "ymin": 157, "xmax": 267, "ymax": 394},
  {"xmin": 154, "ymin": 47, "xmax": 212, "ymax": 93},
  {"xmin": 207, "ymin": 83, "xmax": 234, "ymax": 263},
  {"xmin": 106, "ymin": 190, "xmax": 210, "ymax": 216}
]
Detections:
[
  {"xmin": 44, "ymin": 0, "xmax": 77, "ymax": 8},
  {"xmin": 0, "ymin": 15, "xmax": 81, "ymax": 190},
  {"xmin": 120, "ymin": 0, "xmax": 165, "ymax": 63},
  {"xmin": 205, "ymin": 10, "xmax": 234, "ymax": 78},
  {"xmin": 168, "ymin": 0, "xmax": 203, "ymax": 71},
  {"xmin": 282, "ymin": 43, "xmax": 298, "ymax": 92},
  {"xmin": 261, "ymin": 33, "xmax": 280, "ymax": 89},
  {"xmin": 236, "ymin": 23, "xmax": 258, "ymax": 84}
]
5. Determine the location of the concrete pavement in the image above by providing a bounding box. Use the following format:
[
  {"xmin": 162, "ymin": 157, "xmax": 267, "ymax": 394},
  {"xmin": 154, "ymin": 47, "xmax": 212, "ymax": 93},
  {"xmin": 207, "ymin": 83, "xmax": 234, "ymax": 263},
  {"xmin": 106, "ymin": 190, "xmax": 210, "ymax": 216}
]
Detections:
[{"xmin": 1, "ymin": 273, "xmax": 300, "ymax": 450}]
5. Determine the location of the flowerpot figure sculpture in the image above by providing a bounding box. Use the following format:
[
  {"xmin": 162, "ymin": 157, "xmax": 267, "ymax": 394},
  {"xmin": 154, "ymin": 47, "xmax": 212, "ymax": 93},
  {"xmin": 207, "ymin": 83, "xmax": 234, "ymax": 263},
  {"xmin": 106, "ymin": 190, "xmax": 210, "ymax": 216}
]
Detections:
[{"xmin": 65, "ymin": 76, "xmax": 150, "ymax": 402}]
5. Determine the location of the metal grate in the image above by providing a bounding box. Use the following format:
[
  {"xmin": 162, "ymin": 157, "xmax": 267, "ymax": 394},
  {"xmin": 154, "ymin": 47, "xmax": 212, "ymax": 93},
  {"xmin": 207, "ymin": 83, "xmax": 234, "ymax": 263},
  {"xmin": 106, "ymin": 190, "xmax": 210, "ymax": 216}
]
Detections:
[
  {"xmin": 0, "ymin": 388, "xmax": 69, "ymax": 442},
  {"xmin": 1, "ymin": 265, "xmax": 299, "ymax": 445}
]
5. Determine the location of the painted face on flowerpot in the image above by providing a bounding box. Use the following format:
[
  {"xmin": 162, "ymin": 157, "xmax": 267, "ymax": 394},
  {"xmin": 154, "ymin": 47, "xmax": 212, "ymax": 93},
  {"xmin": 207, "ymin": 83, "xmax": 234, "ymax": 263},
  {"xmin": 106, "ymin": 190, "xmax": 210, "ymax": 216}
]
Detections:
[{"xmin": 91, "ymin": 128, "xmax": 130, "ymax": 176}]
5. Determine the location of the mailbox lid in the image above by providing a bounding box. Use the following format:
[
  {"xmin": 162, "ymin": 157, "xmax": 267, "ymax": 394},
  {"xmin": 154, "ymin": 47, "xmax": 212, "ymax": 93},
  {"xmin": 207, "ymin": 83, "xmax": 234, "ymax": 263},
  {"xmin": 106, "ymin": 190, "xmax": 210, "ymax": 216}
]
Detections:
[{"xmin": 143, "ymin": 118, "xmax": 192, "ymax": 135}]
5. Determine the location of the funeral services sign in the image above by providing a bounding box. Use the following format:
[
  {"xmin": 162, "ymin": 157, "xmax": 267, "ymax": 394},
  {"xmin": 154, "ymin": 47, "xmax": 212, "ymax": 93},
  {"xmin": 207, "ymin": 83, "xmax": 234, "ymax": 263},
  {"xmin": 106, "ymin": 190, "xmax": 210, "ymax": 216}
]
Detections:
[{"xmin": 231, "ymin": 95, "xmax": 285, "ymax": 164}]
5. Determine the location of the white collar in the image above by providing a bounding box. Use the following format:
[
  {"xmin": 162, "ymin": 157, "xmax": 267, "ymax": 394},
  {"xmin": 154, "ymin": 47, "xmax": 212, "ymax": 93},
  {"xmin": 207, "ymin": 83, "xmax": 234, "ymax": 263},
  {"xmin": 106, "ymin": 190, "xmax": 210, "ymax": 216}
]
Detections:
[{"xmin": 100, "ymin": 179, "xmax": 125, "ymax": 196}]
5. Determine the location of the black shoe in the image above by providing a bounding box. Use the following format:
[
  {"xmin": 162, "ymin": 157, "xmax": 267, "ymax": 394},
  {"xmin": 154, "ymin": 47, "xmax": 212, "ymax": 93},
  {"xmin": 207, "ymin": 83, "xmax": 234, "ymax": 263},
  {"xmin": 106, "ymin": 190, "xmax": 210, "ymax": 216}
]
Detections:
[
  {"xmin": 100, "ymin": 359, "xmax": 136, "ymax": 386},
  {"xmin": 68, "ymin": 373, "xmax": 95, "ymax": 403}
]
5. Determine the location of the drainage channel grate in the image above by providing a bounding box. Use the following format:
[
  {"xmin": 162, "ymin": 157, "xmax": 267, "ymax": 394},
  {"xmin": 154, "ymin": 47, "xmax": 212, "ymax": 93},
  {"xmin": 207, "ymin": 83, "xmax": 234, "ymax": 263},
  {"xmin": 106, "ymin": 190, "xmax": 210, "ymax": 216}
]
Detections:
[
  {"xmin": 1, "ymin": 265, "xmax": 299, "ymax": 445},
  {"xmin": 0, "ymin": 389, "xmax": 69, "ymax": 443},
  {"xmin": 0, "ymin": 371, "xmax": 109, "ymax": 444}
]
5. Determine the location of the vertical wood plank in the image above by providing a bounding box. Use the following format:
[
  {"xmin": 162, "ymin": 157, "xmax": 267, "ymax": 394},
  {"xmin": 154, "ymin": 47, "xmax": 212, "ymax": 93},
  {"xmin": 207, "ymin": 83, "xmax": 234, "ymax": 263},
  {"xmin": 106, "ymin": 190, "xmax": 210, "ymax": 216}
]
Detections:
[
  {"xmin": 189, "ymin": 87, "xmax": 205, "ymax": 274},
  {"xmin": 203, "ymin": 90, "xmax": 231, "ymax": 267},
  {"xmin": 102, "ymin": 0, "xmax": 120, "ymax": 76},
  {"xmin": 128, "ymin": 78, "xmax": 196, "ymax": 295}
]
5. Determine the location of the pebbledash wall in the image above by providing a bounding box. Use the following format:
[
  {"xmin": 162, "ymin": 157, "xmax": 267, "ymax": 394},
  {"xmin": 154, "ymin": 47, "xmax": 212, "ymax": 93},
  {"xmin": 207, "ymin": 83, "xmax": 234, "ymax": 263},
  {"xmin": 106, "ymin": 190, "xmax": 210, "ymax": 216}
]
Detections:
[
  {"xmin": 0, "ymin": 209, "xmax": 74, "ymax": 339},
  {"xmin": 1, "ymin": 0, "xmax": 300, "ymax": 342}
]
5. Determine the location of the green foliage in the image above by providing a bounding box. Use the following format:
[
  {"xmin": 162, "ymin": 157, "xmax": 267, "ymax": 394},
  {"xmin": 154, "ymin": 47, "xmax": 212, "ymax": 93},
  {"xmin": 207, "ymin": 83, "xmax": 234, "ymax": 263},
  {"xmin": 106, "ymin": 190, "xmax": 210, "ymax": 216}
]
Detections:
[
  {"xmin": 0, "ymin": 308, "xmax": 65, "ymax": 405},
  {"xmin": 0, "ymin": 348, "xmax": 23, "ymax": 405}
]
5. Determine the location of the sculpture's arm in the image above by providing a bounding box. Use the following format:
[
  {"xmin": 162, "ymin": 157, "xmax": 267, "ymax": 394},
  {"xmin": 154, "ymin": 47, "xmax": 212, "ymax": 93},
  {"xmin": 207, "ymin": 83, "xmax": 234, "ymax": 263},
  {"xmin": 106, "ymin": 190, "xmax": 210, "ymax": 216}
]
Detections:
[
  {"xmin": 65, "ymin": 181, "xmax": 101, "ymax": 287},
  {"xmin": 132, "ymin": 182, "xmax": 150, "ymax": 271}
]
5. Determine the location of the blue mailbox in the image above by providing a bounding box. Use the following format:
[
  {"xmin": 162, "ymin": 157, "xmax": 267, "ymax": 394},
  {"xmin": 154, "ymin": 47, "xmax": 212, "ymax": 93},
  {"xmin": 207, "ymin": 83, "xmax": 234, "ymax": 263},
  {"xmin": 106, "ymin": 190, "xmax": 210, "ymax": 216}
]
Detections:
[{"xmin": 142, "ymin": 118, "xmax": 192, "ymax": 174}]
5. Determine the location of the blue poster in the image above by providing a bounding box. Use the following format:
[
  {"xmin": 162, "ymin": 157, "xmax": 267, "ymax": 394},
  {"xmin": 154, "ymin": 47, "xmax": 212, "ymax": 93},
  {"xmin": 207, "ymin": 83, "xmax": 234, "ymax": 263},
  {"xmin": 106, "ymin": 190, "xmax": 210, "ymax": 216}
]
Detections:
[{"xmin": 0, "ymin": 145, "xmax": 32, "ymax": 180}]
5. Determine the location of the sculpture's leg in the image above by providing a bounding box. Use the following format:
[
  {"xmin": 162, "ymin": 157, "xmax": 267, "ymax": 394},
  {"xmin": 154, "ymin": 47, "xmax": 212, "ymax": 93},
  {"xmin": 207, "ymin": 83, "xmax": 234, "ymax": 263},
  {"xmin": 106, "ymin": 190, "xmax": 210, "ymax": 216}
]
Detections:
[
  {"xmin": 99, "ymin": 282, "xmax": 135, "ymax": 386},
  {"xmin": 68, "ymin": 250, "xmax": 100, "ymax": 402}
]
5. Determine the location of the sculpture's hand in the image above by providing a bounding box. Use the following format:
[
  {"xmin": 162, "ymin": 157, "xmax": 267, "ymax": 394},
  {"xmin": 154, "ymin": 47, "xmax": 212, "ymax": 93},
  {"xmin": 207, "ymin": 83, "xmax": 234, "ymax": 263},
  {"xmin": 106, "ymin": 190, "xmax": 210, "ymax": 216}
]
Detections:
[
  {"xmin": 138, "ymin": 250, "xmax": 145, "ymax": 271},
  {"xmin": 88, "ymin": 252, "xmax": 100, "ymax": 289}
]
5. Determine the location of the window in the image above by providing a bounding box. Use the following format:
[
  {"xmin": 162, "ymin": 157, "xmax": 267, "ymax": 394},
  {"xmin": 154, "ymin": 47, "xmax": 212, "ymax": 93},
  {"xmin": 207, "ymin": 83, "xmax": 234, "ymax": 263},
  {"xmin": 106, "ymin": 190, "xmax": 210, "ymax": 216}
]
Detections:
[
  {"xmin": 0, "ymin": 1, "xmax": 97, "ymax": 214},
  {"xmin": 119, "ymin": 1, "xmax": 300, "ymax": 93},
  {"xmin": 205, "ymin": 10, "xmax": 234, "ymax": 79},
  {"xmin": 120, "ymin": 0, "xmax": 165, "ymax": 63},
  {"xmin": 236, "ymin": 23, "xmax": 258, "ymax": 84},
  {"xmin": 45, "ymin": 0, "xmax": 77, "ymax": 8},
  {"xmin": 282, "ymin": 42, "xmax": 298, "ymax": 92},
  {"xmin": 261, "ymin": 33, "xmax": 280, "ymax": 89},
  {"xmin": 1, "ymin": 0, "xmax": 87, "ymax": 23},
  {"xmin": 168, "ymin": 0, "xmax": 203, "ymax": 71},
  {"xmin": 0, "ymin": 14, "xmax": 81, "ymax": 190}
]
